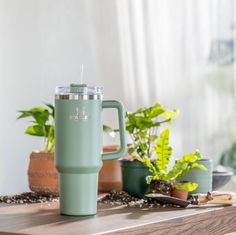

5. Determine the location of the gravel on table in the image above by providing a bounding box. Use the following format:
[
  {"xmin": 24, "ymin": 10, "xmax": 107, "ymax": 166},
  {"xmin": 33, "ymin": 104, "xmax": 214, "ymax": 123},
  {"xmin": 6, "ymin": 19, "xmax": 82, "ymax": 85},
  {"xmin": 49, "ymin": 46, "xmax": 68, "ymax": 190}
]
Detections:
[
  {"xmin": 0, "ymin": 190, "xmax": 168, "ymax": 208},
  {"xmin": 0, "ymin": 192, "xmax": 59, "ymax": 205},
  {"xmin": 98, "ymin": 190, "xmax": 162, "ymax": 208}
]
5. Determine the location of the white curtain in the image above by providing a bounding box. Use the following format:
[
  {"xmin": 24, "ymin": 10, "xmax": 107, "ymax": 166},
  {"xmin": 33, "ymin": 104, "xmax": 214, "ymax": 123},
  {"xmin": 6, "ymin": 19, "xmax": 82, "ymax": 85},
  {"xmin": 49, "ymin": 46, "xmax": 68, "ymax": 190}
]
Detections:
[{"xmin": 115, "ymin": 0, "xmax": 236, "ymax": 162}]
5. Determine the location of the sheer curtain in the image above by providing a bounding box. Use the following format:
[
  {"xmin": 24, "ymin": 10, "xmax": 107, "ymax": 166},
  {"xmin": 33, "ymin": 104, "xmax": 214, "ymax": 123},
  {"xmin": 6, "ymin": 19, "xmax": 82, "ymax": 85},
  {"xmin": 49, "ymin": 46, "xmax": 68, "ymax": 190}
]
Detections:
[{"xmin": 115, "ymin": 0, "xmax": 236, "ymax": 162}]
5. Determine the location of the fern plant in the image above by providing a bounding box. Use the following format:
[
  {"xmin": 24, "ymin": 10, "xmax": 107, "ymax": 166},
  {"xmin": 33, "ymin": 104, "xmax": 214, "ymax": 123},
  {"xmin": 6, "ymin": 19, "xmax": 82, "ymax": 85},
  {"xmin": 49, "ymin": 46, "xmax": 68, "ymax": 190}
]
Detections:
[{"xmin": 134, "ymin": 128, "xmax": 207, "ymax": 191}]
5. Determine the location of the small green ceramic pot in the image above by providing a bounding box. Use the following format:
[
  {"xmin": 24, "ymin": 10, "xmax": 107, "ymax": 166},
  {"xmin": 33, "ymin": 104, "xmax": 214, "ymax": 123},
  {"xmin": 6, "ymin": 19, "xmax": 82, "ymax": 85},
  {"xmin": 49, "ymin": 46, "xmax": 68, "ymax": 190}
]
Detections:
[
  {"xmin": 121, "ymin": 160, "xmax": 150, "ymax": 198},
  {"xmin": 180, "ymin": 159, "xmax": 213, "ymax": 194}
]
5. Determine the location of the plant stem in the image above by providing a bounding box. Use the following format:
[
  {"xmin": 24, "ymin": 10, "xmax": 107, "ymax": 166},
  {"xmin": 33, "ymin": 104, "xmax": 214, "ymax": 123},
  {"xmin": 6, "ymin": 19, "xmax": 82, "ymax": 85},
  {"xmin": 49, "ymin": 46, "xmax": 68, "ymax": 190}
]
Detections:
[
  {"xmin": 44, "ymin": 138, "xmax": 49, "ymax": 152},
  {"xmin": 44, "ymin": 125, "xmax": 53, "ymax": 152},
  {"xmin": 147, "ymin": 128, "xmax": 151, "ymax": 158}
]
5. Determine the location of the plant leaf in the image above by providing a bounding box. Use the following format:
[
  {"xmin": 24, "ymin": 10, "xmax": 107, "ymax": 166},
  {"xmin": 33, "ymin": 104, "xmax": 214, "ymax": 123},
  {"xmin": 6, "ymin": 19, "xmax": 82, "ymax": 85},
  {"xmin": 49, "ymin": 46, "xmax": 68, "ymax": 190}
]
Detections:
[
  {"xmin": 172, "ymin": 182, "xmax": 198, "ymax": 192},
  {"xmin": 132, "ymin": 155, "xmax": 158, "ymax": 177},
  {"xmin": 17, "ymin": 111, "xmax": 33, "ymax": 119},
  {"xmin": 155, "ymin": 128, "xmax": 172, "ymax": 174},
  {"xmin": 17, "ymin": 104, "xmax": 56, "ymax": 152},
  {"xmin": 166, "ymin": 151, "xmax": 207, "ymax": 180},
  {"xmin": 18, "ymin": 107, "xmax": 50, "ymax": 125},
  {"xmin": 191, "ymin": 163, "xmax": 207, "ymax": 170},
  {"xmin": 25, "ymin": 125, "xmax": 46, "ymax": 137},
  {"xmin": 146, "ymin": 175, "xmax": 154, "ymax": 184},
  {"xmin": 135, "ymin": 117, "xmax": 154, "ymax": 130},
  {"xmin": 31, "ymin": 109, "xmax": 49, "ymax": 125},
  {"xmin": 45, "ymin": 103, "xmax": 55, "ymax": 117},
  {"xmin": 149, "ymin": 103, "xmax": 165, "ymax": 118},
  {"xmin": 128, "ymin": 147, "xmax": 135, "ymax": 155},
  {"xmin": 162, "ymin": 109, "xmax": 179, "ymax": 119}
]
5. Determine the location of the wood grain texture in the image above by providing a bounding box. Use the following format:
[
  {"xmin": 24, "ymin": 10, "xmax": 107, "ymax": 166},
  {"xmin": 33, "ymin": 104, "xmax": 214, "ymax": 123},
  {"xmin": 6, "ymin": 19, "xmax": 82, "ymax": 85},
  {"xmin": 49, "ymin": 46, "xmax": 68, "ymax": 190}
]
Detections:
[
  {"xmin": 0, "ymin": 202, "xmax": 236, "ymax": 235},
  {"xmin": 110, "ymin": 206, "xmax": 236, "ymax": 235}
]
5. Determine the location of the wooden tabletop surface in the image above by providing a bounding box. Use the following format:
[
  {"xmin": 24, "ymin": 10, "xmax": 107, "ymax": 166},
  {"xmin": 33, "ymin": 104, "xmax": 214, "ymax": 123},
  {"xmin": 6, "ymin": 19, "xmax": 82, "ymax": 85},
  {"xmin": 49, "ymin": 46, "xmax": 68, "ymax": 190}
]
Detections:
[{"xmin": 0, "ymin": 201, "xmax": 236, "ymax": 235}]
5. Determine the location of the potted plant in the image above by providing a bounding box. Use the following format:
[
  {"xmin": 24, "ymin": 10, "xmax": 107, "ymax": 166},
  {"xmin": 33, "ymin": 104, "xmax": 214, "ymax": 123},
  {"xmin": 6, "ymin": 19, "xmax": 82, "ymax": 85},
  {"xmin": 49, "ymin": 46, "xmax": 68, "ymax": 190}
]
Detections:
[
  {"xmin": 17, "ymin": 104, "xmax": 57, "ymax": 195},
  {"xmin": 171, "ymin": 182, "xmax": 198, "ymax": 200},
  {"xmin": 121, "ymin": 103, "xmax": 178, "ymax": 198},
  {"xmin": 18, "ymin": 103, "xmax": 117, "ymax": 195},
  {"xmin": 138, "ymin": 128, "xmax": 207, "ymax": 200}
]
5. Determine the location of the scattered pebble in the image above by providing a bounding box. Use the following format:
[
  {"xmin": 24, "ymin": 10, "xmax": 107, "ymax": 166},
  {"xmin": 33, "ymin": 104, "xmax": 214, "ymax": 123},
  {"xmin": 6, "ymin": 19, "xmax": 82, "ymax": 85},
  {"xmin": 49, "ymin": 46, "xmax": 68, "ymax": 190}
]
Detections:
[
  {"xmin": 98, "ymin": 190, "xmax": 162, "ymax": 208},
  {"xmin": 0, "ymin": 190, "xmax": 174, "ymax": 208},
  {"xmin": 0, "ymin": 192, "xmax": 59, "ymax": 204}
]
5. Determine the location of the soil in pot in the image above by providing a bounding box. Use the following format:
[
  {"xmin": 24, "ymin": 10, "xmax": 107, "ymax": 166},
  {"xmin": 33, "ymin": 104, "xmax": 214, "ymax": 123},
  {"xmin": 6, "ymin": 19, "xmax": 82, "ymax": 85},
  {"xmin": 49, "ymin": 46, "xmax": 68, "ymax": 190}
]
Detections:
[
  {"xmin": 28, "ymin": 151, "xmax": 59, "ymax": 196},
  {"xmin": 149, "ymin": 180, "xmax": 172, "ymax": 195}
]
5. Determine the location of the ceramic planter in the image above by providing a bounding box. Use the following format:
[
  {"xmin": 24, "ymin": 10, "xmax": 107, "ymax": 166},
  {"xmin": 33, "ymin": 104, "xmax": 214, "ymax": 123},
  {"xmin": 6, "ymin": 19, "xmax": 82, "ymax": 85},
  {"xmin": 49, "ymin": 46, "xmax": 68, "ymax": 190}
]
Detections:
[
  {"xmin": 98, "ymin": 145, "xmax": 122, "ymax": 192},
  {"xmin": 28, "ymin": 151, "xmax": 59, "ymax": 196},
  {"xmin": 180, "ymin": 159, "xmax": 213, "ymax": 194},
  {"xmin": 121, "ymin": 160, "xmax": 150, "ymax": 198}
]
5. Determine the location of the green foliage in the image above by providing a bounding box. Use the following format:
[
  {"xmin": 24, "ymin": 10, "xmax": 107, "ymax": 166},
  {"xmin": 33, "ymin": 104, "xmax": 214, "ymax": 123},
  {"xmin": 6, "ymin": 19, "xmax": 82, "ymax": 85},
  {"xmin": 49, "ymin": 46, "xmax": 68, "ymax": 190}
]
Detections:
[
  {"xmin": 126, "ymin": 103, "xmax": 206, "ymax": 187},
  {"xmin": 126, "ymin": 103, "xmax": 178, "ymax": 160},
  {"xmin": 167, "ymin": 152, "xmax": 207, "ymax": 181},
  {"xmin": 17, "ymin": 104, "xmax": 116, "ymax": 153},
  {"xmin": 172, "ymin": 182, "xmax": 198, "ymax": 192},
  {"xmin": 17, "ymin": 104, "xmax": 55, "ymax": 153},
  {"xmin": 155, "ymin": 129, "xmax": 172, "ymax": 173},
  {"xmin": 144, "ymin": 128, "xmax": 207, "ymax": 184},
  {"xmin": 132, "ymin": 155, "xmax": 158, "ymax": 178}
]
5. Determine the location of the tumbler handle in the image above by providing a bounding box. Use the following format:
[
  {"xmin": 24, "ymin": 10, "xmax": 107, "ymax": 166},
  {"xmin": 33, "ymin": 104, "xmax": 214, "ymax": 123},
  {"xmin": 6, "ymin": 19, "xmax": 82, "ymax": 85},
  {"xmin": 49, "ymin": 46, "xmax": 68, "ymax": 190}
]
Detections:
[{"xmin": 102, "ymin": 100, "xmax": 126, "ymax": 160}]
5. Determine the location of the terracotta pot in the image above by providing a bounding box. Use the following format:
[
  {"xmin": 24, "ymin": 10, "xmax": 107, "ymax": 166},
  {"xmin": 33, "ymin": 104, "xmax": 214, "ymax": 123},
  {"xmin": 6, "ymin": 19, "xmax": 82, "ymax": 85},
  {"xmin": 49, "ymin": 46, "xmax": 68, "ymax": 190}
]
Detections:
[
  {"xmin": 28, "ymin": 151, "xmax": 59, "ymax": 196},
  {"xmin": 98, "ymin": 145, "xmax": 122, "ymax": 192},
  {"xmin": 171, "ymin": 188, "xmax": 188, "ymax": 200}
]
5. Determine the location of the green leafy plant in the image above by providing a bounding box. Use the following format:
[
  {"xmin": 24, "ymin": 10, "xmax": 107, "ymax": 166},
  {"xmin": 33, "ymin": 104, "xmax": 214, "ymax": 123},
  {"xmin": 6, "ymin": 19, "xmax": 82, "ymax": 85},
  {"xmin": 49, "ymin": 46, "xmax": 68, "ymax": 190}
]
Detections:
[
  {"xmin": 17, "ymin": 104, "xmax": 55, "ymax": 153},
  {"xmin": 135, "ymin": 128, "xmax": 207, "ymax": 184},
  {"xmin": 126, "ymin": 103, "xmax": 178, "ymax": 160},
  {"xmin": 17, "ymin": 104, "xmax": 116, "ymax": 153}
]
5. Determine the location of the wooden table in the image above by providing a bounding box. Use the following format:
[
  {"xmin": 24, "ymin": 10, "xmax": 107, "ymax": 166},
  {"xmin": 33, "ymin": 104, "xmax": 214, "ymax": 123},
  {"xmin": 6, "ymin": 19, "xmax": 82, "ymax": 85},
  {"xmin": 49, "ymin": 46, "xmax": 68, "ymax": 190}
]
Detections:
[{"xmin": 0, "ymin": 201, "xmax": 236, "ymax": 235}]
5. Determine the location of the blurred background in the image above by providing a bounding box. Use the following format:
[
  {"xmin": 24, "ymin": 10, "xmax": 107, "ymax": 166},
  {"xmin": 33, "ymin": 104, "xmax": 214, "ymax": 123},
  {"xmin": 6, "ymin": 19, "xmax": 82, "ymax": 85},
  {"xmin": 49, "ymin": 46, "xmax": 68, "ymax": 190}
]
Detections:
[{"xmin": 1, "ymin": 0, "xmax": 236, "ymax": 194}]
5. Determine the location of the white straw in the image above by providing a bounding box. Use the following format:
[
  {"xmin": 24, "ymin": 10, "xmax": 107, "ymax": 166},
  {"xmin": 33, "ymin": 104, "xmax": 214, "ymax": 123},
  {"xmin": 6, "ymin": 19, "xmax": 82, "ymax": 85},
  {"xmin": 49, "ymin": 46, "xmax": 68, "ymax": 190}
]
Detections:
[{"xmin": 80, "ymin": 64, "xmax": 84, "ymax": 84}]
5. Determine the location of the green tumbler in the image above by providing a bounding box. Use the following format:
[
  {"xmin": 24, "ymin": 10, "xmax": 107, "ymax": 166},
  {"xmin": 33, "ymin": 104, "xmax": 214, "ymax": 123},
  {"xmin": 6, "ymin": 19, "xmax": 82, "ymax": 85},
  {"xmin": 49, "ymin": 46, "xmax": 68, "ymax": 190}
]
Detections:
[{"xmin": 55, "ymin": 84, "xmax": 126, "ymax": 216}]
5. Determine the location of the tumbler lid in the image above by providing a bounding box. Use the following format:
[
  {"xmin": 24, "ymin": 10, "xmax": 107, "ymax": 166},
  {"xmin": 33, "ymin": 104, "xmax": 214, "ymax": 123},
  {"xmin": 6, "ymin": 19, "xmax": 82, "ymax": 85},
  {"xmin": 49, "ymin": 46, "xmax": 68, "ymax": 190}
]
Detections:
[{"xmin": 55, "ymin": 84, "xmax": 103, "ymax": 100}]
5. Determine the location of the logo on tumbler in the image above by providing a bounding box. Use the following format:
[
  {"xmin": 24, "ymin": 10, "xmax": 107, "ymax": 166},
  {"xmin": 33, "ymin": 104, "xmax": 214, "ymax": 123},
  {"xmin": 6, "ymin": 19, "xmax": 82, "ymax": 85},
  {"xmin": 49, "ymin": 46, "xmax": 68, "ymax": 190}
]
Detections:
[{"xmin": 69, "ymin": 107, "xmax": 88, "ymax": 121}]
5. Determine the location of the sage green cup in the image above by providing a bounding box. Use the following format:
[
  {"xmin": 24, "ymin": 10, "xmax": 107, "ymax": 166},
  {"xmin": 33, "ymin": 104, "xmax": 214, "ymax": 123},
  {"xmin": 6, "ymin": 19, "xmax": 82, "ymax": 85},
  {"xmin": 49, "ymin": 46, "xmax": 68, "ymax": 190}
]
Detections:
[
  {"xmin": 55, "ymin": 84, "xmax": 126, "ymax": 216},
  {"xmin": 180, "ymin": 159, "xmax": 213, "ymax": 194}
]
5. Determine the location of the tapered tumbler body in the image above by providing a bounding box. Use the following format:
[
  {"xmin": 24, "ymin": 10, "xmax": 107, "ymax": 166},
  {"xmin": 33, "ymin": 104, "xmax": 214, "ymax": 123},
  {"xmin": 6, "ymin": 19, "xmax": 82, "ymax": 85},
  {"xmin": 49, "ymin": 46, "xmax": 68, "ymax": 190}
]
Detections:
[{"xmin": 55, "ymin": 99, "xmax": 102, "ymax": 216}]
